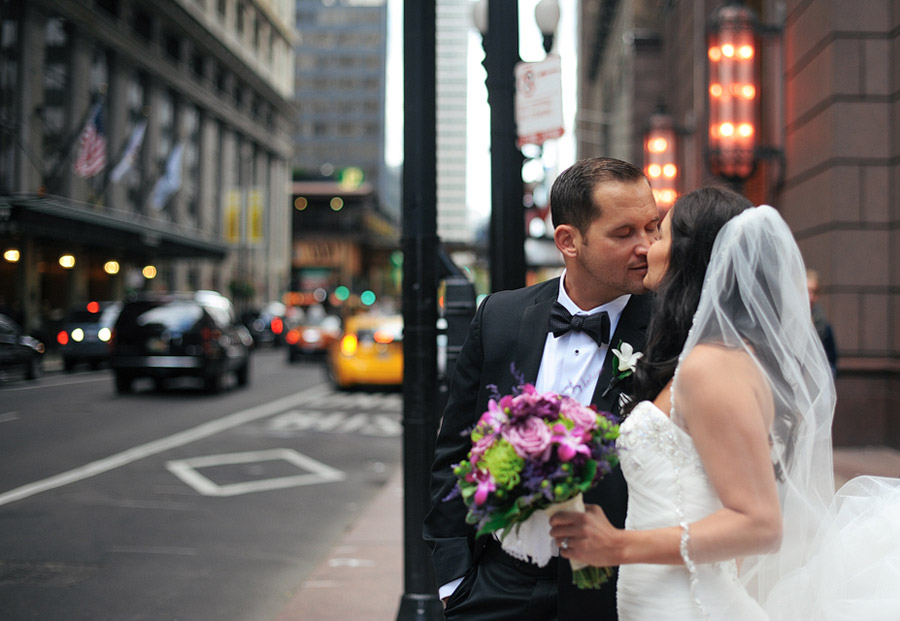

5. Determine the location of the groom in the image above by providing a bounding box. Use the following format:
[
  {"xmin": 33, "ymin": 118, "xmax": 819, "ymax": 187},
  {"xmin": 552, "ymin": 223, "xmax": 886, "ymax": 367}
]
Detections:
[{"xmin": 424, "ymin": 157, "xmax": 659, "ymax": 620}]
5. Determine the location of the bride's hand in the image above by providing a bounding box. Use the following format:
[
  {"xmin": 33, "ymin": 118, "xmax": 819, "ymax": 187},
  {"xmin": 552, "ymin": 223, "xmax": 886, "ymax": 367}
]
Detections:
[{"xmin": 549, "ymin": 505, "xmax": 622, "ymax": 566}]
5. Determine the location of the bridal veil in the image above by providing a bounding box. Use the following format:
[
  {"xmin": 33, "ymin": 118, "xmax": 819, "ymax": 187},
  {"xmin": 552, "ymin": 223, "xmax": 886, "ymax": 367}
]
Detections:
[{"xmin": 672, "ymin": 205, "xmax": 900, "ymax": 618}]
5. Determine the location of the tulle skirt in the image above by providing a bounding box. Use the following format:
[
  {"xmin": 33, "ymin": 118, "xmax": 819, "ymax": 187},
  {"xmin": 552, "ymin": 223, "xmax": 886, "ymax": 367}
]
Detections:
[{"xmin": 764, "ymin": 476, "xmax": 900, "ymax": 620}]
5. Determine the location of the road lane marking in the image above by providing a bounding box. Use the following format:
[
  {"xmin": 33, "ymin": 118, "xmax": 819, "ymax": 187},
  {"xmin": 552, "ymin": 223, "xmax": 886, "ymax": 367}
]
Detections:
[
  {"xmin": 0, "ymin": 383, "xmax": 331, "ymax": 508},
  {"xmin": 1, "ymin": 375, "xmax": 109, "ymax": 392},
  {"xmin": 0, "ymin": 412, "xmax": 19, "ymax": 423},
  {"xmin": 328, "ymin": 558, "xmax": 376, "ymax": 568},
  {"xmin": 108, "ymin": 545, "xmax": 198, "ymax": 556},
  {"xmin": 165, "ymin": 448, "xmax": 345, "ymax": 497}
]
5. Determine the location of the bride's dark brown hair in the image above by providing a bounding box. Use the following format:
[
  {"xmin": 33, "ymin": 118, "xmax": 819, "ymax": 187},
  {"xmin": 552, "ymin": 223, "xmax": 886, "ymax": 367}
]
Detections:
[{"xmin": 623, "ymin": 186, "xmax": 752, "ymax": 415}]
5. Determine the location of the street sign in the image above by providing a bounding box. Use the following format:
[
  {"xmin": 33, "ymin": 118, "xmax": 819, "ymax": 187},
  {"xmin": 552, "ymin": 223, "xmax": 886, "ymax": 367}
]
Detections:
[{"xmin": 514, "ymin": 56, "xmax": 565, "ymax": 148}]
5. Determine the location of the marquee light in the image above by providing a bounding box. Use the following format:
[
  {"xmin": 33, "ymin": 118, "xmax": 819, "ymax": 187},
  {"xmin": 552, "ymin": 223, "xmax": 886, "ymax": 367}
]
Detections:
[
  {"xmin": 708, "ymin": 2, "xmax": 759, "ymax": 181},
  {"xmin": 643, "ymin": 112, "xmax": 678, "ymax": 213}
]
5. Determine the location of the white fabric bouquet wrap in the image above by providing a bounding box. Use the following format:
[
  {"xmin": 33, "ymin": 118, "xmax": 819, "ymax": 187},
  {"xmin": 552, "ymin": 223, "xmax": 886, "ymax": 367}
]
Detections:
[{"xmin": 499, "ymin": 493, "xmax": 588, "ymax": 571}]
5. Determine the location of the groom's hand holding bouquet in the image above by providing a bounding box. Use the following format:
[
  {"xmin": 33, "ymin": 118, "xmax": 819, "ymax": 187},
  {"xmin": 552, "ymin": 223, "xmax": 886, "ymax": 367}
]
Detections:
[{"xmin": 447, "ymin": 383, "xmax": 620, "ymax": 589}]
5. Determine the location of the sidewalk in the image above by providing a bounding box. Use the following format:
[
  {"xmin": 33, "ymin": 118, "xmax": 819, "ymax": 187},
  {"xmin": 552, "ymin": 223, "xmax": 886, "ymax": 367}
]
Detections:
[
  {"xmin": 274, "ymin": 468, "xmax": 405, "ymax": 620},
  {"xmin": 275, "ymin": 446, "xmax": 900, "ymax": 620}
]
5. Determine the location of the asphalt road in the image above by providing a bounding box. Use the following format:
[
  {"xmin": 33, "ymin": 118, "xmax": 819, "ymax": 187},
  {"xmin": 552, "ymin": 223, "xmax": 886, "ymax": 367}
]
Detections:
[{"xmin": 0, "ymin": 348, "xmax": 402, "ymax": 620}]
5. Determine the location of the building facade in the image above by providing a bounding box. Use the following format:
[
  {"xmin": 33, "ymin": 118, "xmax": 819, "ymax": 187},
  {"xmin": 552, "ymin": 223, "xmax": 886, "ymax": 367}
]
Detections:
[
  {"xmin": 578, "ymin": 0, "xmax": 899, "ymax": 446},
  {"xmin": 0, "ymin": 0, "xmax": 296, "ymax": 338},
  {"xmin": 292, "ymin": 0, "xmax": 387, "ymax": 194},
  {"xmin": 436, "ymin": 0, "xmax": 472, "ymax": 246},
  {"xmin": 289, "ymin": 0, "xmax": 402, "ymax": 310}
]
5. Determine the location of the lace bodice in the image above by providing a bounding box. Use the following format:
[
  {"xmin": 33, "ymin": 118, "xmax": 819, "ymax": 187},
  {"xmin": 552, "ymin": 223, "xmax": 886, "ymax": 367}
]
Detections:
[
  {"xmin": 614, "ymin": 401, "xmax": 765, "ymax": 620},
  {"xmin": 617, "ymin": 400, "xmax": 717, "ymax": 530}
]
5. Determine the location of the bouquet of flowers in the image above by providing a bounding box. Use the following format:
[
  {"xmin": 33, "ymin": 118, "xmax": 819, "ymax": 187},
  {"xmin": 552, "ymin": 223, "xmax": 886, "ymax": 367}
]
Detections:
[{"xmin": 450, "ymin": 384, "xmax": 621, "ymax": 589}]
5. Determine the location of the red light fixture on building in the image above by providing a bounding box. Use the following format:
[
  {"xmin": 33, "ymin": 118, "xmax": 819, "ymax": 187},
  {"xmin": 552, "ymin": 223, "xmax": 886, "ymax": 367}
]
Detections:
[
  {"xmin": 708, "ymin": 2, "xmax": 759, "ymax": 181},
  {"xmin": 643, "ymin": 112, "xmax": 678, "ymax": 214}
]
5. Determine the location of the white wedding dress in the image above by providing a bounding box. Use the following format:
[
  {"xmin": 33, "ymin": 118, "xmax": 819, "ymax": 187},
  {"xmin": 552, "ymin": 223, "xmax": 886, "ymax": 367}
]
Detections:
[
  {"xmin": 616, "ymin": 400, "xmax": 767, "ymax": 620},
  {"xmin": 615, "ymin": 400, "xmax": 900, "ymax": 621}
]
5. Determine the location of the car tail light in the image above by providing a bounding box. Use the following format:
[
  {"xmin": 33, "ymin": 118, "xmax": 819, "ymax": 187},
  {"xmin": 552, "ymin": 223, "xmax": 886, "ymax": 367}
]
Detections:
[
  {"xmin": 201, "ymin": 327, "xmax": 223, "ymax": 355},
  {"xmin": 57, "ymin": 331, "xmax": 69, "ymax": 346},
  {"xmin": 373, "ymin": 330, "xmax": 394, "ymax": 344},
  {"xmin": 340, "ymin": 333, "xmax": 358, "ymax": 356},
  {"xmin": 285, "ymin": 329, "xmax": 300, "ymax": 345},
  {"xmin": 271, "ymin": 317, "xmax": 283, "ymax": 335}
]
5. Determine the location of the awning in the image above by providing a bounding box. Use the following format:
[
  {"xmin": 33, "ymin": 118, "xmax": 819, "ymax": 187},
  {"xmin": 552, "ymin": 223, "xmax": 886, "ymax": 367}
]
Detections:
[{"xmin": 0, "ymin": 194, "xmax": 228, "ymax": 260}]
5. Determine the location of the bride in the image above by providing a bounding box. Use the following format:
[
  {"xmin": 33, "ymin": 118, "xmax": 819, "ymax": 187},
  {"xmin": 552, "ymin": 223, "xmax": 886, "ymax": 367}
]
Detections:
[{"xmin": 549, "ymin": 187, "xmax": 900, "ymax": 619}]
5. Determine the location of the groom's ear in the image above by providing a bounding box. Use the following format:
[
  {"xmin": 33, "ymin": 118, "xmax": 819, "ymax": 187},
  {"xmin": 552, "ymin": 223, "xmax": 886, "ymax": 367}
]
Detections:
[{"xmin": 555, "ymin": 224, "xmax": 579, "ymax": 259}]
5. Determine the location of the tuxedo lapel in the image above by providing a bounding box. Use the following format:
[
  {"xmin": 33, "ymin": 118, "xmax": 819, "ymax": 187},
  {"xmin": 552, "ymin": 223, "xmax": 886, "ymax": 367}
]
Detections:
[
  {"xmin": 592, "ymin": 294, "xmax": 652, "ymax": 409},
  {"xmin": 513, "ymin": 280, "xmax": 558, "ymax": 385}
]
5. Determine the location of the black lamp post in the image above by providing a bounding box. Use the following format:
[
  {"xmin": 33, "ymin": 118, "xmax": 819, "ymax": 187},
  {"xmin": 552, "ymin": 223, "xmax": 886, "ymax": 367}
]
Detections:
[
  {"xmin": 396, "ymin": 1, "xmax": 443, "ymax": 619},
  {"xmin": 473, "ymin": 0, "xmax": 525, "ymax": 293}
]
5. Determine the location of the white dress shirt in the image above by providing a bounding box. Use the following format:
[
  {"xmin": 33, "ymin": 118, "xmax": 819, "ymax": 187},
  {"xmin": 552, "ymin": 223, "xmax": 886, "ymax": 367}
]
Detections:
[{"xmin": 535, "ymin": 271, "xmax": 630, "ymax": 405}]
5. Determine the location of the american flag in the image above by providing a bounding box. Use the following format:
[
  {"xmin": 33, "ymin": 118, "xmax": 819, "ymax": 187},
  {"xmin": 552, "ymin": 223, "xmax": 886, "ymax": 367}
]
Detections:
[{"xmin": 73, "ymin": 102, "xmax": 107, "ymax": 179}]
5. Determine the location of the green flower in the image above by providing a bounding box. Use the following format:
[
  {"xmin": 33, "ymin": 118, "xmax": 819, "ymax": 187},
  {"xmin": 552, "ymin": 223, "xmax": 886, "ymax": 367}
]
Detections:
[{"xmin": 480, "ymin": 439, "xmax": 524, "ymax": 490}]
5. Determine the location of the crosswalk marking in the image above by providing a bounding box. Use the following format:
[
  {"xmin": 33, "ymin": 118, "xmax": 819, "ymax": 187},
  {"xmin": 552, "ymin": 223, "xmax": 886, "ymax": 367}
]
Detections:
[{"xmin": 266, "ymin": 410, "xmax": 402, "ymax": 437}]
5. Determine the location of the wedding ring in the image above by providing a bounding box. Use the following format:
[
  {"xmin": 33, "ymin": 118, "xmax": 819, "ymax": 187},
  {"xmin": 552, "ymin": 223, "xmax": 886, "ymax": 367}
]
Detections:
[{"xmin": 560, "ymin": 537, "xmax": 569, "ymax": 550}]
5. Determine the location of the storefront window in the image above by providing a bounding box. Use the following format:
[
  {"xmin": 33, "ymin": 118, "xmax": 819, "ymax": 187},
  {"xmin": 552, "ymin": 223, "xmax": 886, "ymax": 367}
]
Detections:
[
  {"xmin": 42, "ymin": 16, "xmax": 70, "ymax": 180},
  {"xmin": 182, "ymin": 105, "xmax": 200, "ymax": 226},
  {"xmin": 124, "ymin": 70, "xmax": 147, "ymax": 211},
  {"xmin": 0, "ymin": 1, "xmax": 20, "ymax": 193}
]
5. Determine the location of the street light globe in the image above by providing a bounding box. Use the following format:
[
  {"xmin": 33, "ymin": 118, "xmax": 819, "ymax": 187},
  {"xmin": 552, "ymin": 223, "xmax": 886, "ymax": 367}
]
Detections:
[
  {"xmin": 534, "ymin": 0, "xmax": 560, "ymax": 36},
  {"xmin": 471, "ymin": 0, "xmax": 488, "ymax": 34}
]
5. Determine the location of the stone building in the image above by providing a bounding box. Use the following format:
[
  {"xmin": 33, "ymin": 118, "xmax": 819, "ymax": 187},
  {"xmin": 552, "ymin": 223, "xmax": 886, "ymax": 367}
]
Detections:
[
  {"xmin": 578, "ymin": 0, "xmax": 899, "ymax": 446},
  {"xmin": 0, "ymin": 0, "xmax": 296, "ymax": 336}
]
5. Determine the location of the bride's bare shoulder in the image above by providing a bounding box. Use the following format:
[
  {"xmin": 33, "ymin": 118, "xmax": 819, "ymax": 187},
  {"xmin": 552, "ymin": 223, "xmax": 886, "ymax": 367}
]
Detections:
[{"xmin": 678, "ymin": 343, "xmax": 766, "ymax": 392}]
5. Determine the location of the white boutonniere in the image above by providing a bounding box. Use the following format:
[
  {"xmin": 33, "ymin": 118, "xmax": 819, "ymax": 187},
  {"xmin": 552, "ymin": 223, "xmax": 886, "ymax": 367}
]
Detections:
[{"xmin": 611, "ymin": 341, "xmax": 643, "ymax": 380}]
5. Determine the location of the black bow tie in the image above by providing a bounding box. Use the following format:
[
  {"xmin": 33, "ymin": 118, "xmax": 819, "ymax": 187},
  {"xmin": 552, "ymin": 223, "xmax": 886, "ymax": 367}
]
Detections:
[{"xmin": 547, "ymin": 302, "xmax": 610, "ymax": 346}]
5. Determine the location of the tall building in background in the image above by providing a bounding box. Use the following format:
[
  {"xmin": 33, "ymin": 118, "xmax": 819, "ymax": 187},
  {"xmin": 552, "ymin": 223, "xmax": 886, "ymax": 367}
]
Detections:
[
  {"xmin": 0, "ymin": 0, "xmax": 296, "ymax": 335},
  {"xmin": 436, "ymin": 0, "xmax": 471, "ymax": 246},
  {"xmin": 290, "ymin": 0, "xmax": 400, "ymax": 308},
  {"xmin": 293, "ymin": 0, "xmax": 387, "ymax": 198}
]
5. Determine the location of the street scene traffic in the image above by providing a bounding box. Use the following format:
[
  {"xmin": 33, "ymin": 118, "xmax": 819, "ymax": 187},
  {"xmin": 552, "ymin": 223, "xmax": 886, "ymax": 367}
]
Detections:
[
  {"xmin": 1, "ymin": 0, "xmax": 898, "ymax": 619},
  {"xmin": 0, "ymin": 348, "xmax": 402, "ymax": 620}
]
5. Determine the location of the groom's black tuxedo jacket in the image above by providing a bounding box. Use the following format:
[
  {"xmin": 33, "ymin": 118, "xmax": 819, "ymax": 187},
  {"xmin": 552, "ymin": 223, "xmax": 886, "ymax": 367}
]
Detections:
[{"xmin": 424, "ymin": 277, "xmax": 652, "ymax": 620}]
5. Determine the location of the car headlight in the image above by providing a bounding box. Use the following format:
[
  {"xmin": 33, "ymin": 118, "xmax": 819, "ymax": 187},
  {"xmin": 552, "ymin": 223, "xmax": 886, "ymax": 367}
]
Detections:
[{"xmin": 302, "ymin": 329, "xmax": 321, "ymax": 343}]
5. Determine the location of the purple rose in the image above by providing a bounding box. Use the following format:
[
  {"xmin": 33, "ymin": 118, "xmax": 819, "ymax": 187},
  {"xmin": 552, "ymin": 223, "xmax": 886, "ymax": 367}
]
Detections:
[
  {"xmin": 559, "ymin": 397, "xmax": 598, "ymax": 430},
  {"xmin": 502, "ymin": 416, "xmax": 553, "ymax": 462}
]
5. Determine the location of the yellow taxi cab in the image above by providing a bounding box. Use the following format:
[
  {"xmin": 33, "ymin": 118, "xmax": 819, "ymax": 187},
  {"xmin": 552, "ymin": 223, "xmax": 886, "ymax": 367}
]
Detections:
[{"xmin": 325, "ymin": 312, "xmax": 403, "ymax": 389}]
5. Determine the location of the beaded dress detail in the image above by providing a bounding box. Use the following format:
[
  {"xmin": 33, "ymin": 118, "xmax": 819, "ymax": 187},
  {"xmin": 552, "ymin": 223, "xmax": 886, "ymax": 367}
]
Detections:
[{"xmin": 614, "ymin": 401, "xmax": 766, "ymax": 620}]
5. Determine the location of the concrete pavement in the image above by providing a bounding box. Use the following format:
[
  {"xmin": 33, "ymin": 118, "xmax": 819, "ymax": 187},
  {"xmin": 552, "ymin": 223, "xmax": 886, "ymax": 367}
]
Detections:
[{"xmin": 274, "ymin": 467, "xmax": 405, "ymax": 620}]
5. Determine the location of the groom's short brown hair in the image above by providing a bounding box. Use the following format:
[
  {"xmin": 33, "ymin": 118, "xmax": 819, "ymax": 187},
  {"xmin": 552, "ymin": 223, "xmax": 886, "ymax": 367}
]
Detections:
[{"xmin": 550, "ymin": 157, "xmax": 648, "ymax": 234}]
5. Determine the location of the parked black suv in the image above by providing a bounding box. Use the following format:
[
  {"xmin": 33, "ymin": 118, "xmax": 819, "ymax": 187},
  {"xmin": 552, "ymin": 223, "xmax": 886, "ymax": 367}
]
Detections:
[{"xmin": 110, "ymin": 291, "xmax": 252, "ymax": 394}]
